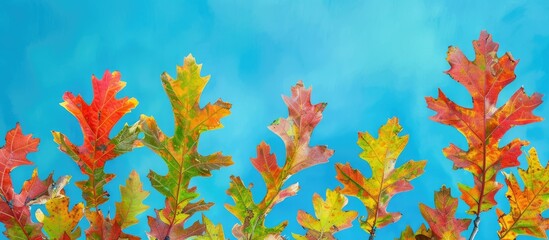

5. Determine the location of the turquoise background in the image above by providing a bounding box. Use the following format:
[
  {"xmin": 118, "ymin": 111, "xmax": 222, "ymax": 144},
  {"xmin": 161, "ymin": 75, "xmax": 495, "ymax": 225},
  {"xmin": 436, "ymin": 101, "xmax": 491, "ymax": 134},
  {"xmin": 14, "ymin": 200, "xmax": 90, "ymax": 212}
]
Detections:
[{"xmin": 1, "ymin": 1, "xmax": 549, "ymax": 239}]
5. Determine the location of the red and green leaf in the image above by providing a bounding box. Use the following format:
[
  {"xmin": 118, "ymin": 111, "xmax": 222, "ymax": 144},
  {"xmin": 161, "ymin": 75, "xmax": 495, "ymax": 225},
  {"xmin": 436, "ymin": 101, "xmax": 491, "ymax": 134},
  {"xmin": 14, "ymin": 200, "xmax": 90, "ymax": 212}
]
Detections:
[
  {"xmin": 335, "ymin": 117, "xmax": 426, "ymax": 235},
  {"xmin": 226, "ymin": 81, "xmax": 334, "ymax": 239},
  {"xmin": 84, "ymin": 170, "xmax": 148, "ymax": 240},
  {"xmin": 52, "ymin": 70, "xmax": 141, "ymax": 209},
  {"xmin": 425, "ymin": 31, "xmax": 543, "ymax": 214},
  {"xmin": 293, "ymin": 188, "xmax": 358, "ymax": 240},
  {"xmin": 0, "ymin": 124, "xmax": 52, "ymax": 239},
  {"xmin": 496, "ymin": 148, "xmax": 549, "ymax": 239},
  {"xmin": 114, "ymin": 170, "xmax": 149, "ymax": 229},
  {"xmin": 419, "ymin": 186, "xmax": 471, "ymax": 240},
  {"xmin": 139, "ymin": 54, "xmax": 232, "ymax": 239}
]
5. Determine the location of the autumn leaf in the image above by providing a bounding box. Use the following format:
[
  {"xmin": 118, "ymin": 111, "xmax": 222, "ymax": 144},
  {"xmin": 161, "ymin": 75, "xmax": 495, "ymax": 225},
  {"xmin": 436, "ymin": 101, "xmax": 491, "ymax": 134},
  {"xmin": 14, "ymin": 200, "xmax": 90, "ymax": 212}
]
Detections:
[
  {"xmin": 419, "ymin": 186, "xmax": 471, "ymax": 240},
  {"xmin": 396, "ymin": 224, "xmax": 432, "ymax": 240},
  {"xmin": 225, "ymin": 175, "xmax": 287, "ymax": 239},
  {"xmin": 268, "ymin": 81, "xmax": 334, "ymax": 174},
  {"xmin": 0, "ymin": 124, "xmax": 52, "ymax": 239},
  {"xmin": 114, "ymin": 170, "xmax": 149, "ymax": 229},
  {"xmin": 85, "ymin": 210, "xmax": 139, "ymax": 240},
  {"xmin": 496, "ymin": 148, "xmax": 549, "ymax": 239},
  {"xmin": 52, "ymin": 70, "xmax": 141, "ymax": 209},
  {"xmin": 195, "ymin": 214, "xmax": 225, "ymax": 240},
  {"xmin": 84, "ymin": 171, "xmax": 148, "ymax": 240},
  {"xmin": 335, "ymin": 117, "xmax": 426, "ymax": 235},
  {"xmin": 147, "ymin": 209, "xmax": 206, "ymax": 240},
  {"xmin": 292, "ymin": 188, "xmax": 358, "ymax": 240},
  {"xmin": 425, "ymin": 31, "xmax": 543, "ymax": 216},
  {"xmin": 226, "ymin": 81, "xmax": 334, "ymax": 239},
  {"xmin": 139, "ymin": 54, "xmax": 232, "ymax": 238},
  {"xmin": 36, "ymin": 196, "xmax": 84, "ymax": 239}
]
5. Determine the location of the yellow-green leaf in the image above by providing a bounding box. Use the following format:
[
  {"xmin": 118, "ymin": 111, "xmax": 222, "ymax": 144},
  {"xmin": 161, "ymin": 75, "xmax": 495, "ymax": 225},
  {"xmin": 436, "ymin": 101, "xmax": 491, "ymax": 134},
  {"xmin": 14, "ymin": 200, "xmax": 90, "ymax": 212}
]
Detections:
[
  {"xmin": 115, "ymin": 170, "xmax": 149, "ymax": 229},
  {"xmin": 194, "ymin": 214, "xmax": 225, "ymax": 240},
  {"xmin": 497, "ymin": 148, "xmax": 549, "ymax": 239},
  {"xmin": 293, "ymin": 188, "xmax": 358, "ymax": 239},
  {"xmin": 140, "ymin": 54, "xmax": 232, "ymax": 239},
  {"xmin": 335, "ymin": 117, "xmax": 426, "ymax": 234},
  {"xmin": 39, "ymin": 196, "xmax": 84, "ymax": 240}
]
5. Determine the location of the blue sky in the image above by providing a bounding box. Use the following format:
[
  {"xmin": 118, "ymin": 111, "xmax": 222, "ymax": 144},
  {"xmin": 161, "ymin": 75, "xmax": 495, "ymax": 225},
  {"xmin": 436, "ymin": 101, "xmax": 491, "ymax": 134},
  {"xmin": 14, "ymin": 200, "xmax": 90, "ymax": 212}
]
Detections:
[{"xmin": 1, "ymin": 1, "xmax": 549, "ymax": 239}]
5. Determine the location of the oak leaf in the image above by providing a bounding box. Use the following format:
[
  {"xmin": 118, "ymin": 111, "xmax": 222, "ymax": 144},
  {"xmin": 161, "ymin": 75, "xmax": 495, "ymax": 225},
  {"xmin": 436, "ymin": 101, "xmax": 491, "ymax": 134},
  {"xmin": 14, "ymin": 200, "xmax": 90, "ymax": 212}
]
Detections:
[
  {"xmin": 0, "ymin": 124, "xmax": 53, "ymax": 239},
  {"xmin": 425, "ymin": 31, "xmax": 543, "ymax": 214},
  {"xmin": 496, "ymin": 148, "xmax": 549, "ymax": 239},
  {"xmin": 52, "ymin": 70, "xmax": 141, "ymax": 209},
  {"xmin": 396, "ymin": 224, "xmax": 432, "ymax": 240},
  {"xmin": 292, "ymin": 188, "xmax": 358, "ymax": 240},
  {"xmin": 419, "ymin": 186, "xmax": 471, "ymax": 240},
  {"xmin": 226, "ymin": 81, "xmax": 334, "ymax": 239},
  {"xmin": 139, "ymin": 54, "xmax": 232, "ymax": 238},
  {"xmin": 36, "ymin": 196, "xmax": 84, "ymax": 239},
  {"xmin": 84, "ymin": 171, "xmax": 148, "ymax": 240},
  {"xmin": 195, "ymin": 214, "xmax": 225, "ymax": 240},
  {"xmin": 335, "ymin": 117, "xmax": 426, "ymax": 235}
]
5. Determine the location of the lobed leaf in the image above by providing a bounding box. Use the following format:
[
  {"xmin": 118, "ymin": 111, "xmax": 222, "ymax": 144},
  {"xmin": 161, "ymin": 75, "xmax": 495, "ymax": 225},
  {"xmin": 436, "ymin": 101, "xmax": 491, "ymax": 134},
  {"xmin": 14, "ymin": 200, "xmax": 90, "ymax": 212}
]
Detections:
[
  {"xmin": 426, "ymin": 31, "xmax": 543, "ymax": 214},
  {"xmin": 52, "ymin": 70, "xmax": 141, "ymax": 209},
  {"xmin": 418, "ymin": 186, "xmax": 471, "ymax": 240},
  {"xmin": 396, "ymin": 224, "xmax": 432, "ymax": 240},
  {"xmin": 84, "ymin": 171, "xmax": 148, "ymax": 240},
  {"xmin": 114, "ymin": 170, "xmax": 149, "ymax": 229},
  {"xmin": 194, "ymin": 214, "xmax": 225, "ymax": 240},
  {"xmin": 0, "ymin": 124, "xmax": 50, "ymax": 239},
  {"xmin": 268, "ymin": 81, "xmax": 334, "ymax": 174},
  {"xmin": 496, "ymin": 148, "xmax": 549, "ymax": 239},
  {"xmin": 335, "ymin": 117, "xmax": 426, "ymax": 234},
  {"xmin": 36, "ymin": 196, "xmax": 84, "ymax": 239},
  {"xmin": 226, "ymin": 81, "xmax": 334, "ymax": 239},
  {"xmin": 139, "ymin": 54, "xmax": 232, "ymax": 238},
  {"xmin": 292, "ymin": 188, "xmax": 358, "ymax": 240}
]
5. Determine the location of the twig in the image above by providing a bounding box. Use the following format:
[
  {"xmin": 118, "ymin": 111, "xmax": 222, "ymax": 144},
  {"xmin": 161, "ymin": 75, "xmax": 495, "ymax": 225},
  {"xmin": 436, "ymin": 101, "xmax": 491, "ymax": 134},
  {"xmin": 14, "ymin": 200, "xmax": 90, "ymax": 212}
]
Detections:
[
  {"xmin": 369, "ymin": 226, "xmax": 376, "ymax": 240},
  {"xmin": 469, "ymin": 215, "xmax": 480, "ymax": 240}
]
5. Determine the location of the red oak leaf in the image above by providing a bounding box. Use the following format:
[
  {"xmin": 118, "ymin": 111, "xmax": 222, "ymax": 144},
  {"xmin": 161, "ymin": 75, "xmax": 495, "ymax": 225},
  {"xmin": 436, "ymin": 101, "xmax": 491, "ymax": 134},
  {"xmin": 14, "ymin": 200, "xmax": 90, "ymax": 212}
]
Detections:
[
  {"xmin": 227, "ymin": 81, "xmax": 334, "ymax": 239},
  {"xmin": 0, "ymin": 124, "xmax": 51, "ymax": 239},
  {"xmin": 53, "ymin": 70, "xmax": 141, "ymax": 209},
  {"xmin": 426, "ymin": 31, "xmax": 543, "ymax": 215}
]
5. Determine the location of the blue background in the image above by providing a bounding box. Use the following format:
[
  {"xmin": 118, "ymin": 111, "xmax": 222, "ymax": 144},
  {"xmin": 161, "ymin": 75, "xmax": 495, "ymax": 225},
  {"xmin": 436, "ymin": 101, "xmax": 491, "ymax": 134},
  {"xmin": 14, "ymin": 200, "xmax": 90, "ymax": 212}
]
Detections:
[{"xmin": 1, "ymin": 1, "xmax": 549, "ymax": 239}]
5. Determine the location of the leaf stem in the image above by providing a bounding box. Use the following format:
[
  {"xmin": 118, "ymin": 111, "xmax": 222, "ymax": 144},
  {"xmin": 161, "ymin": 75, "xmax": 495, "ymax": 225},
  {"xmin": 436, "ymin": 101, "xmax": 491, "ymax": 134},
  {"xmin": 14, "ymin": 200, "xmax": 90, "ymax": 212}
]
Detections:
[
  {"xmin": 468, "ymin": 215, "xmax": 480, "ymax": 240},
  {"xmin": 369, "ymin": 226, "xmax": 376, "ymax": 240}
]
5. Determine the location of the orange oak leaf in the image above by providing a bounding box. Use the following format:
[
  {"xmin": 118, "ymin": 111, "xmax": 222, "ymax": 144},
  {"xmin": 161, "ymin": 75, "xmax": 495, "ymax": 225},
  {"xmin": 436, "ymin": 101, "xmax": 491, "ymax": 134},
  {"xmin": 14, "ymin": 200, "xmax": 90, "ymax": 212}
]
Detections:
[
  {"xmin": 335, "ymin": 117, "xmax": 426, "ymax": 236},
  {"xmin": 496, "ymin": 148, "xmax": 549, "ymax": 239},
  {"xmin": 53, "ymin": 70, "xmax": 141, "ymax": 209},
  {"xmin": 425, "ymin": 31, "xmax": 543, "ymax": 215},
  {"xmin": 226, "ymin": 81, "xmax": 334, "ymax": 239},
  {"xmin": 0, "ymin": 124, "xmax": 56, "ymax": 239},
  {"xmin": 419, "ymin": 186, "xmax": 471, "ymax": 240},
  {"xmin": 139, "ymin": 54, "xmax": 232, "ymax": 238}
]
